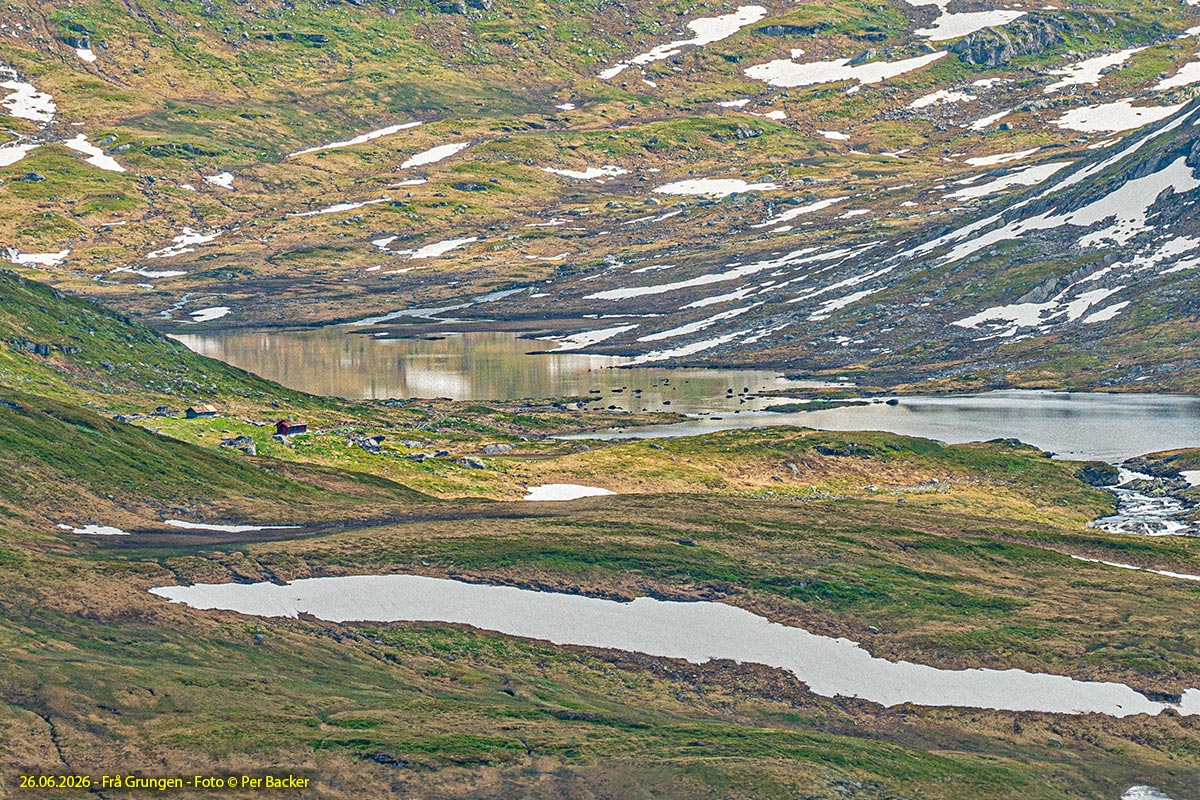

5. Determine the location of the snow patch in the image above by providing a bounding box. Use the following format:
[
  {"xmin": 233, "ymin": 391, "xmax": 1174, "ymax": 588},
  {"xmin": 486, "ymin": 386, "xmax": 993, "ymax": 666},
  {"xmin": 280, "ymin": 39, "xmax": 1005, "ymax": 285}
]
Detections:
[
  {"xmin": 189, "ymin": 306, "xmax": 230, "ymax": 323},
  {"xmin": 945, "ymin": 161, "xmax": 1073, "ymax": 200},
  {"xmin": 1072, "ymin": 555, "xmax": 1200, "ymax": 585},
  {"xmin": 374, "ymin": 236, "xmax": 479, "ymax": 260},
  {"xmin": 586, "ymin": 246, "xmax": 833, "ymax": 300},
  {"xmin": 909, "ymin": 89, "xmax": 975, "ymax": 109},
  {"xmin": 287, "ymin": 197, "xmax": 391, "ymax": 218},
  {"xmin": 969, "ymin": 110, "xmax": 1011, "ymax": 130},
  {"xmin": 401, "ymin": 142, "xmax": 469, "ymax": 168},
  {"xmin": 204, "ymin": 172, "xmax": 235, "ymax": 189},
  {"xmin": 653, "ymin": 178, "xmax": 777, "ymax": 198},
  {"xmin": 754, "ymin": 196, "xmax": 848, "ymax": 228},
  {"xmin": 1120, "ymin": 788, "xmax": 1174, "ymax": 800},
  {"xmin": 599, "ymin": 6, "xmax": 767, "ymax": 80},
  {"xmin": 965, "ymin": 148, "xmax": 1039, "ymax": 166},
  {"xmin": 58, "ymin": 523, "xmax": 129, "ymax": 536},
  {"xmin": 63, "ymin": 134, "xmax": 126, "ymax": 172},
  {"xmin": 524, "ymin": 484, "xmax": 616, "ymax": 501},
  {"xmin": 629, "ymin": 332, "xmax": 743, "ymax": 364},
  {"xmin": 288, "ymin": 121, "xmax": 423, "ymax": 157},
  {"xmin": 908, "ymin": 0, "xmax": 1025, "ymax": 41},
  {"xmin": 953, "ymin": 286, "xmax": 1124, "ymax": 336},
  {"xmin": 1044, "ymin": 48, "xmax": 1145, "ymax": 93},
  {"xmin": 1053, "ymin": 100, "xmax": 1185, "ymax": 133},
  {"xmin": 545, "ymin": 324, "xmax": 638, "ymax": 351},
  {"xmin": 1157, "ymin": 59, "xmax": 1200, "ymax": 90},
  {"xmin": 165, "ymin": 520, "xmax": 299, "ymax": 533},
  {"xmin": 1082, "ymin": 301, "xmax": 1130, "ymax": 324},
  {"xmin": 412, "ymin": 237, "xmax": 477, "ymax": 260},
  {"xmin": 147, "ymin": 228, "xmax": 222, "ymax": 259},
  {"xmin": 746, "ymin": 51, "xmax": 947, "ymax": 89},
  {"xmin": 112, "ymin": 267, "xmax": 187, "ymax": 279},
  {"xmin": 542, "ymin": 165, "xmax": 628, "ymax": 181},
  {"xmin": 0, "ymin": 69, "xmax": 55, "ymax": 123},
  {"xmin": 636, "ymin": 305, "xmax": 756, "ymax": 342},
  {"xmin": 5, "ymin": 248, "xmax": 69, "ymax": 267},
  {"xmin": 0, "ymin": 141, "xmax": 37, "ymax": 166}
]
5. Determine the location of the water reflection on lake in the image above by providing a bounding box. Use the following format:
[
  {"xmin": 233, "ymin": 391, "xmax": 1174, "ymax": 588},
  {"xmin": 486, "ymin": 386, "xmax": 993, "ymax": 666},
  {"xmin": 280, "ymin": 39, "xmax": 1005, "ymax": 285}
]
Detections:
[
  {"xmin": 174, "ymin": 328, "xmax": 1200, "ymax": 461},
  {"xmin": 173, "ymin": 328, "xmax": 833, "ymax": 412}
]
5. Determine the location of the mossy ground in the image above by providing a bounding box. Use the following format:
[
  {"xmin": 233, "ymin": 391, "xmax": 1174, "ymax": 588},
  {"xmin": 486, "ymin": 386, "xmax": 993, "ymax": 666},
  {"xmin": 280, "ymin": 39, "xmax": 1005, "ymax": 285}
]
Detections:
[
  {"xmin": 3, "ymin": 2, "xmax": 1200, "ymax": 794},
  {"xmin": 0, "ymin": 270, "xmax": 1199, "ymax": 798}
]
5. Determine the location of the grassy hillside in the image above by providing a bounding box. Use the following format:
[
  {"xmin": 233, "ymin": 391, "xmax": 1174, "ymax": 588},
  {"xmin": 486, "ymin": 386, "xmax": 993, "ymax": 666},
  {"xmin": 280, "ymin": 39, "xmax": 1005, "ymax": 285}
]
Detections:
[
  {"xmin": 0, "ymin": 269, "xmax": 291, "ymax": 405},
  {"xmin": 0, "ymin": 262, "xmax": 1199, "ymax": 797},
  {"xmin": 3, "ymin": 2, "xmax": 1200, "ymax": 788},
  {"xmin": 0, "ymin": 390, "xmax": 433, "ymax": 538},
  {"xmin": 3, "ymin": 0, "xmax": 1198, "ymax": 359},
  {"xmin": 4, "ymin": 482, "xmax": 1200, "ymax": 798}
]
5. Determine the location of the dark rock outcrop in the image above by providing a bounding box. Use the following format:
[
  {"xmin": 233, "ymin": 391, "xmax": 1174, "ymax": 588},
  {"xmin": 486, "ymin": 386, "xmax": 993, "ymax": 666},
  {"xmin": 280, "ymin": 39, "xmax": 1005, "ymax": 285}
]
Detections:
[
  {"xmin": 1078, "ymin": 463, "xmax": 1120, "ymax": 487},
  {"xmin": 951, "ymin": 14, "xmax": 1071, "ymax": 67}
]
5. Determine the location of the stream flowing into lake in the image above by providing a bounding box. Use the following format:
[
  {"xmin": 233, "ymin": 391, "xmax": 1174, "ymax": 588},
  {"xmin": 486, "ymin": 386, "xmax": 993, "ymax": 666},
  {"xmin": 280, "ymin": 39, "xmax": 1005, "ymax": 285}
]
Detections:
[
  {"xmin": 152, "ymin": 574, "xmax": 1200, "ymax": 719},
  {"xmin": 175, "ymin": 328, "xmax": 1200, "ymax": 538}
]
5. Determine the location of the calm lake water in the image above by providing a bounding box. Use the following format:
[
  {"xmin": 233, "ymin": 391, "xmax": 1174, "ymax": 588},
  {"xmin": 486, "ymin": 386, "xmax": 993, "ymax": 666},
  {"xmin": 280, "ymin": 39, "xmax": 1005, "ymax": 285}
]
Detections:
[
  {"xmin": 173, "ymin": 328, "xmax": 836, "ymax": 412},
  {"xmin": 151, "ymin": 574, "xmax": 1200, "ymax": 718},
  {"xmin": 175, "ymin": 329, "xmax": 1200, "ymax": 461},
  {"xmin": 580, "ymin": 391, "xmax": 1200, "ymax": 462}
]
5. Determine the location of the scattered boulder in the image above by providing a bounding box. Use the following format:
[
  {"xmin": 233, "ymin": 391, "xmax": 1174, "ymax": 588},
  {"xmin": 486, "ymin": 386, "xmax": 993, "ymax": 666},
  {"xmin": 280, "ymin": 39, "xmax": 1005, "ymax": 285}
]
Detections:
[
  {"xmin": 815, "ymin": 442, "xmax": 876, "ymax": 457},
  {"xmin": 1121, "ymin": 477, "xmax": 1191, "ymax": 496},
  {"xmin": 1077, "ymin": 462, "xmax": 1119, "ymax": 487},
  {"xmin": 348, "ymin": 434, "xmax": 386, "ymax": 454},
  {"xmin": 985, "ymin": 437, "xmax": 1029, "ymax": 448},
  {"xmin": 951, "ymin": 14, "xmax": 1070, "ymax": 67},
  {"xmin": 847, "ymin": 49, "xmax": 877, "ymax": 66},
  {"xmin": 459, "ymin": 455, "xmax": 487, "ymax": 469},
  {"xmin": 221, "ymin": 435, "xmax": 257, "ymax": 456},
  {"xmin": 1122, "ymin": 456, "xmax": 1183, "ymax": 479},
  {"xmin": 480, "ymin": 443, "xmax": 513, "ymax": 455},
  {"xmin": 757, "ymin": 23, "xmax": 828, "ymax": 37},
  {"xmin": 18, "ymin": 172, "xmax": 45, "ymax": 183},
  {"xmin": 11, "ymin": 340, "xmax": 52, "ymax": 356}
]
